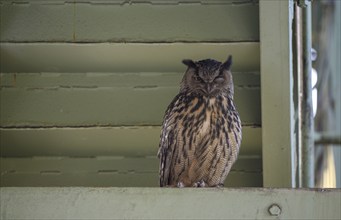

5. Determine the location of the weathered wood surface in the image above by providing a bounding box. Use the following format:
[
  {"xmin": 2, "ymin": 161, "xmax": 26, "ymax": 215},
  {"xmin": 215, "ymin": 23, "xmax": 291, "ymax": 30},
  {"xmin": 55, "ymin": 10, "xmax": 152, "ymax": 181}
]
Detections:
[
  {"xmin": 1, "ymin": 187, "xmax": 340, "ymax": 220},
  {"xmin": 0, "ymin": 0, "xmax": 259, "ymax": 42},
  {"xmin": 0, "ymin": 156, "xmax": 262, "ymax": 187},
  {"xmin": 0, "ymin": 72, "xmax": 260, "ymax": 127}
]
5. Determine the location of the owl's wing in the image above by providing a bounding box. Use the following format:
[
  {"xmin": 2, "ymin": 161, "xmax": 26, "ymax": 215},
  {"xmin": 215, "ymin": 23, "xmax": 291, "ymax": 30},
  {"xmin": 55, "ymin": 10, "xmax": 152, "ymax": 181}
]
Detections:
[
  {"xmin": 158, "ymin": 94, "xmax": 181, "ymax": 187},
  {"xmin": 158, "ymin": 123, "xmax": 175, "ymax": 187}
]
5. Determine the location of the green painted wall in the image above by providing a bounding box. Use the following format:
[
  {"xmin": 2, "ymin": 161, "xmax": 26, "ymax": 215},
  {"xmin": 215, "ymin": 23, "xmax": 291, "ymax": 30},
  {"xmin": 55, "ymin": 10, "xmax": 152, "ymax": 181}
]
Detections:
[
  {"xmin": 1, "ymin": 1, "xmax": 339, "ymax": 220},
  {"xmin": 0, "ymin": 0, "xmax": 259, "ymax": 42},
  {"xmin": 0, "ymin": 0, "xmax": 262, "ymax": 187}
]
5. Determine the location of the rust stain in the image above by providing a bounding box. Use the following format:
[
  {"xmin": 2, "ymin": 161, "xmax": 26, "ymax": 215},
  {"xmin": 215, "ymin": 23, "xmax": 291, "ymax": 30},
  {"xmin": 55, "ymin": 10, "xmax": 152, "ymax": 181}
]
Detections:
[
  {"xmin": 40, "ymin": 170, "xmax": 61, "ymax": 175},
  {"xmin": 73, "ymin": 1, "xmax": 76, "ymax": 41},
  {"xmin": 13, "ymin": 73, "xmax": 16, "ymax": 87}
]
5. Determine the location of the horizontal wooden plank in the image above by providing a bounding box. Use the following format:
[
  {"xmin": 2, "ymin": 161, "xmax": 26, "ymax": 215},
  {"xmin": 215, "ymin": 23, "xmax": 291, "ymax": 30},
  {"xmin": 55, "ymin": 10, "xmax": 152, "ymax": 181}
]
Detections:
[
  {"xmin": 0, "ymin": 0, "xmax": 259, "ymax": 3},
  {"xmin": 1, "ymin": 187, "xmax": 340, "ymax": 219},
  {"xmin": 0, "ymin": 1, "xmax": 259, "ymax": 42},
  {"xmin": 0, "ymin": 72, "xmax": 260, "ymax": 88},
  {"xmin": 0, "ymin": 87, "xmax": 260, "ymax": 126},
  {"xmin": 0, "ymin": 172, "xmax": 262, "ymax": 187},
  {"xmin": 0, "ymin": 156, "xmax": 262, "ymax": 187},
  {"xmin": 0, "ymin": 172, "xmax": 157, "ymax": 187},
  {"xmin": 0, "ymin": 43, "xmax": 260, "ymax": 73},
  {"xmin": 0, "ymin": 156, "xmax": 261, "ymax": 173},
  {"xmin": 0, "ymin": 73, "xmax": 260, "ymax": 127},
  {"xmin": 0, "ymin": 126, "xmax": 262, "ymax": 157}
]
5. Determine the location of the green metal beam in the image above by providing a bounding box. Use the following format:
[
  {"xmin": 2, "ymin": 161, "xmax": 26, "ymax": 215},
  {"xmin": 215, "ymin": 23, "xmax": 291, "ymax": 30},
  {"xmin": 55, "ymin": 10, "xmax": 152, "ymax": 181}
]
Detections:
[{"xmin": 299, "ymin": 1, "xmax": 314, "ymax": 188}]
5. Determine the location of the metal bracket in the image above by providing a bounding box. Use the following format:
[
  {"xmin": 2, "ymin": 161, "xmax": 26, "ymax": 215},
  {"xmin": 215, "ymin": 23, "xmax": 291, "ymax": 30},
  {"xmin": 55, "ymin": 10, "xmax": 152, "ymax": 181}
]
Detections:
[{"xmin": 297, "ymin": 0, "xmax": 311, "ymax": 8}]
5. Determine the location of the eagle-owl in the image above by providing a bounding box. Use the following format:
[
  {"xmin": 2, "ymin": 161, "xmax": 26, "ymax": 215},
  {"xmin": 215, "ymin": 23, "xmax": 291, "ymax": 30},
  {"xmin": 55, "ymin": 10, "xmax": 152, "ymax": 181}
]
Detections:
[{"xmin": 158, "ymin": 55, "xmax": 242, "ymax": 187}]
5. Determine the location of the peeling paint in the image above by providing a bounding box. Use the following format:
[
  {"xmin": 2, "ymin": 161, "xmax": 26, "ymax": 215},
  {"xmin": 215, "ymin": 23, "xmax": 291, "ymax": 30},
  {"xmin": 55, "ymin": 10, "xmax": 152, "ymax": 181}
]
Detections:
[
  {"xmin": 73, "ymin": 0, "xmax": 76, "ymax": 41},
  {"xmin": 40, "ymin": 170, "xmax": 61, "ymax": 175},
  {"xmin": 2, "ymin": 0, "xmax": 260, "ymax": 6},
  {"xmin": 133, "ymin": 85, "xmax": 158, "ymax": 89},
  {"xmin": 12, "ymin": 73, "xmax": 16, "ymax": 87}
]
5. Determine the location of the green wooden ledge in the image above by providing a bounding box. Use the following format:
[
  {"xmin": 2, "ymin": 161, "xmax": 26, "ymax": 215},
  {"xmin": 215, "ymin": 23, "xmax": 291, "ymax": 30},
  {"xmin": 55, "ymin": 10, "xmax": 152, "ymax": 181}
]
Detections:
[{"xmin": 1, "ymin": 187, "xmax": 340, "ymax": 219}]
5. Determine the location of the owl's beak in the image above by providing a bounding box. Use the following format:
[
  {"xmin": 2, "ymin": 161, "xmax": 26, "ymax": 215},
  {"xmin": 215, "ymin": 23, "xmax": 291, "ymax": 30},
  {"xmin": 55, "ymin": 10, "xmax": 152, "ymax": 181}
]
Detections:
[{"xmin": 206, "ymin": 84, "xmax": 213, "ymax": 94}]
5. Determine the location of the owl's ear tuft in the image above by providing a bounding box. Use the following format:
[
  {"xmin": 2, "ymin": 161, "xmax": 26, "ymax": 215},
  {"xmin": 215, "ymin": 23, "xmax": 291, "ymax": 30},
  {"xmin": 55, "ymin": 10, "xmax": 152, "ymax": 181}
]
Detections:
[
  {"xmin": 182, "ymin": 59, "xmax": 196, "ymax": 69},
  {"xmin": 221, "ymin": 55, "xmax": 232, "ymax": 71}
]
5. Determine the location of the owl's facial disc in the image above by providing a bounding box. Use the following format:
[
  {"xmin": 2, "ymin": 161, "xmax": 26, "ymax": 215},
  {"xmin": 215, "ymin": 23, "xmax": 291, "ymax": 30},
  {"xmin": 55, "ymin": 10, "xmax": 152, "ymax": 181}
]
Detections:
[
  {"xmin": 192, "ymin": 73, "xmax": 225, "ymax": 97},
  {"xmin": 181, "ymin": 55, "xmax": 233, "ymax": 96}
]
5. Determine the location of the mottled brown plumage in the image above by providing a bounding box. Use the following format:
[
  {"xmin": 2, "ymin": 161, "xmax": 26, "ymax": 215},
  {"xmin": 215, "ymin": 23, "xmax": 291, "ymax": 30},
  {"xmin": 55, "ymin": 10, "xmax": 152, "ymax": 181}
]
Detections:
[{"xmin": 158, "ymin": 55, "xmax": 242, "ymax": 187}]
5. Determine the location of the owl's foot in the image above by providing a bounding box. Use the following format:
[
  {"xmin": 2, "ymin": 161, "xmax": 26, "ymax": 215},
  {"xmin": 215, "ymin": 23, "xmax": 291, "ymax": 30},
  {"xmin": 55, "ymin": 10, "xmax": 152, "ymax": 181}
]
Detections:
[
  {"xmin": 176, "ymin": 182, "xmax": 185, "ymax": 188},
  {"xmin": 193, "ymin": 180, "xmax": 206, "ymax": 187},
  {"xmin": 215, "ymin": 183, "xmax": 224, "ymax": 188}
]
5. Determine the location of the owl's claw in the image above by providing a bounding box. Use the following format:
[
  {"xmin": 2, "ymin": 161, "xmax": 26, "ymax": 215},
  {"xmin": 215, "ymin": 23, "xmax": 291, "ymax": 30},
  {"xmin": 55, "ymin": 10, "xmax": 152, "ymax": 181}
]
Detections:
[
  {"xmin": 216, "ymin": 183, "xmax": 224, "ymax": 188},
  {"xmin": 177, "ymin": 182, "xmax": 185, "ymax": 188},
  {"xmin": 193, "ymin": 180, "xmax": 206, "ymax": 187}
]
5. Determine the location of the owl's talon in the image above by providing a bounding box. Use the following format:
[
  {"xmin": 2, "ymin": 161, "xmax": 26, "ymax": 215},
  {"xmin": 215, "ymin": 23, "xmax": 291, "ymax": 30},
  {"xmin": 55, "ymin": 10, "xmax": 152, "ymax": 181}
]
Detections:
[
  {"xmin": 193, "ymin": 180, "xmax": 206, "ymax": 187},
  {"xmin": 177, "ymin": 182, "xmax": 185, "ymax": 188},
  {"xmin": 216, "ymin": 183, "xmax": 224, "ymax": 188}
]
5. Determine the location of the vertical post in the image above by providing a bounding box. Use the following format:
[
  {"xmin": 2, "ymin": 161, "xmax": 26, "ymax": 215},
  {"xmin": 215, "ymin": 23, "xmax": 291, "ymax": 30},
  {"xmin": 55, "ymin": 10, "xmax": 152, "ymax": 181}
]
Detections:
[
  {"xmin": 299, "ymin": 1, "xmax": 315, "ymax": 188},
  {"xmin": 333, "ymin": 0, "xmax": 341, "ymax": 188},
  {"xmin": 260, "ymin": 0, "xmax": 296, "ymax": 187},
  {"xmin": 295, "ymin": 2, "xmax": 303, "ymax": 187}
]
